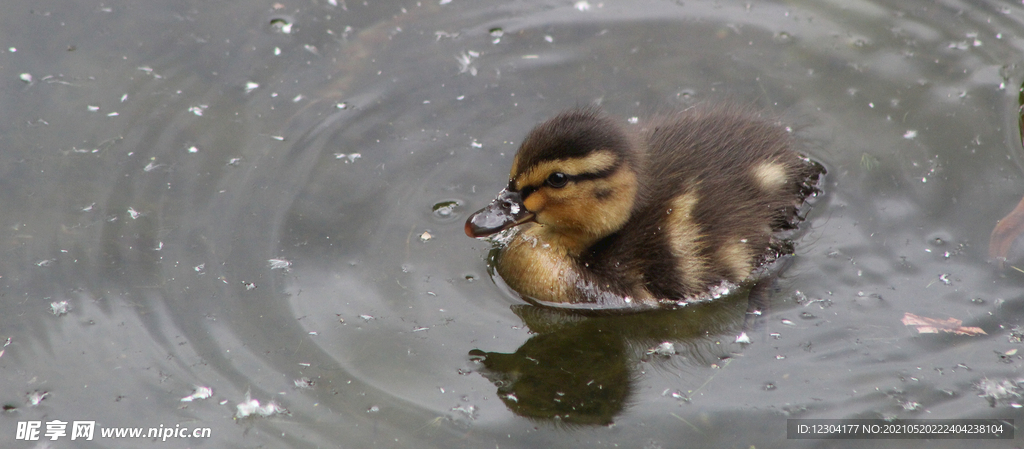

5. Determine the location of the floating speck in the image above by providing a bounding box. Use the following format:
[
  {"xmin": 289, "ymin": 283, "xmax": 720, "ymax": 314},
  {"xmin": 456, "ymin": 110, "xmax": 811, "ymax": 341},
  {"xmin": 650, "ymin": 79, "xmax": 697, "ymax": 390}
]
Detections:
[
  {"xmin": 19, "ymin": 73, "xmax": 32, "ymax": 83},
  {"xmin": 107, "ymin": 112, "xmax": 119, "ymax": 117},
  {"xmin": 242, "ymin": 281, "xmax": 257, "ymax": 290},
  {"xmin": 26, "ymin": 391, "xmax": 48, "ymax": 407},
  {"xmin": 120, "ymin": 94, "xmax": 128, "ymax": 102},
  {"xmin": 735, "ymin": 332, "xmax": 751, "ymax": 344},
  {"xmin": 627, "ymin": 117, "xmax": 639, "ymax": 124},
  {"xmin": 127, "ymin": 208, "xmax": 141, "ymax": 219},
  {"xmin": 780, "ymin": 318, "xmax": 795, "ymax": 326},
  {"xmin": 432, "ymin": 200, "xmax": 461, "ymax": 220},
  {"xmin": 180, "ymin": 386, "xmax": 213, "ymax": 402},
  {"xmin": 50, "ymin": 300, "xmax": 71, "ymax": 316},
  {"xmin": 143, "ymin": 160, "xmax": 162, "ymax": 172},
  {"xmin": 36, "ymin": 259, "xmax": 55, "ymax": 267},
  {"xmin": 413, "ymin": 326, "xmax": 429, "ymax": 332},
  {"xmin": 764, "ymin": 383, "xmax": 777, "ymax": 391},
  {"xmin": 420, "ymin": 231, "xmax": 432, "ymax": 242},
  {"xmin": 440, "ymin": 0, "xmax": 451, "ymax": 4},
  {"xmin": 244, "ymin": 81, "xmax": 259, "ymax": 93},
  {"xmin": 366, "ymin": 405, "xmax": 380, "ymax": 413},
  {"xmin": 774, "ymin": 31, "xmax": 793, "ymax": 44},
  {"xmin": 269, "ymin": 17, "xmax": 293, "ymax": 34},
  {"xmin": 194, "ymin": 263, "xmax": 205, "ymax": 273},
  {"xmin": 939, "ymin": 273, "xmax": 951, "ymax": 285},
  {"xmin": 947, "ymin": 40, "xmax": 970, "ymax": 50},
  {"xmin": 646, "ymin": 341, "xmax": 675, "ymax": 357},
  {"xmin": 336, "ymin": 101, "xmax": 348, "ymax": 109},
  {"xmin": 574, "ymin": 0, "xmax": 591, "ymax": 11},
  {"xmin": 451, "ymin": 404, "xmax": 477, "ymax": 419},
  {"xmin": 227, "ymin": 157, "xmax": 242, "ymax": 166},
  {"xmin": 273, "ymin": 47, "xmax": 282, "ymax": 56},
  {"xmin": 294, "ymin": 377, "xmax": 314, "ymax": 389},
  {"xmin": 87, "ymin": 105, "xmax": 100, "ymax": 112},
  {"xmin": 334, "ymin": 153, "xmax": 361, "ymax": 163},
  {"xmin": 359, "ymin": 314, "xmax": 375, "ymax": 321},
  {"xmin": 456, "ymin": 51, "xmax": 478, "ymax": 76},
  {"xmin": 271, "ymin": 135, "xmax": 285, "ymax": 141},
  {"xmin": 187, "ymin": 146, "xmax": 199, "ymax": 154},
  {"xmin": 544, "ymin": 35, "xmax": 554, "ymax": 43},
  {"xmin": 189, "ymin": 105, "xmax": 207, "ymax": 116},
  {"xmin": 903, "ymin": 129, "xmax": 917, "ymax": 139},
  {"xmin": 268, "ymin": 258, "xmax": 292, "ymax": 270},
  {"xmin": 900, "ymin": 400, "xmax": 921, "ymax": 410}
]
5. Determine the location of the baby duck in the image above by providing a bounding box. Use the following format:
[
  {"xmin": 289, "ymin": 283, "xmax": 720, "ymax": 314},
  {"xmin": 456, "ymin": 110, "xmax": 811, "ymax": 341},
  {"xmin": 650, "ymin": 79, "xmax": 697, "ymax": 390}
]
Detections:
[{"xmin": 465, "ymin": 105, "xmax": 821, "ymax": 308}]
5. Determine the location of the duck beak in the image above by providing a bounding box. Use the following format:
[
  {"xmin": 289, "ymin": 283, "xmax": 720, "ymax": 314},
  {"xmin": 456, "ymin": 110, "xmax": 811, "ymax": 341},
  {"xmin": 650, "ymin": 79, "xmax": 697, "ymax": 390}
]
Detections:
[{"xmin": 465, "ymin": 189, "xmax": 535, "ymax": 238}]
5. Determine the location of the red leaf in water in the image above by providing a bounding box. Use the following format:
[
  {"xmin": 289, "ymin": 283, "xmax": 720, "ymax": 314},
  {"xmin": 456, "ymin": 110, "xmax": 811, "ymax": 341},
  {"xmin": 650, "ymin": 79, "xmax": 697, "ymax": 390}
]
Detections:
[{"xmin": 901, "ymin": 312, "xmax": 986, "ymax": 336}]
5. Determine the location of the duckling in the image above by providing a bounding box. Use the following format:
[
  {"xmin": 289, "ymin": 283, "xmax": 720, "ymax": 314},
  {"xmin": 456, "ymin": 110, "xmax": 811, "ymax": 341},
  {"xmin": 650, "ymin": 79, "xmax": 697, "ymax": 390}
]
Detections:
[{"xmin": 465, "ymin": 105, "xmax": 821, "ymax": 308}]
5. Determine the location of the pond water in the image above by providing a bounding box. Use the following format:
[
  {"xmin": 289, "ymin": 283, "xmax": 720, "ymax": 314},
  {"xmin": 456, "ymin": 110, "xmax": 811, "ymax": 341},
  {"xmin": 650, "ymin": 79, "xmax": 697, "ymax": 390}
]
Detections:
[{"xmin": 2, "ymin": 0, "xmax": 1024, "ymax": 447}]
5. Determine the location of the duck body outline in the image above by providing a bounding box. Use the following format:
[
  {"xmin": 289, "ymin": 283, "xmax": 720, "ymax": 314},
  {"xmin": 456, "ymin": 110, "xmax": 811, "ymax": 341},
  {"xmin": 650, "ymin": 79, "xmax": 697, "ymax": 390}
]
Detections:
[{"xmin": 466, "ymin": 105, "xmax": 822, "ymax": 308}]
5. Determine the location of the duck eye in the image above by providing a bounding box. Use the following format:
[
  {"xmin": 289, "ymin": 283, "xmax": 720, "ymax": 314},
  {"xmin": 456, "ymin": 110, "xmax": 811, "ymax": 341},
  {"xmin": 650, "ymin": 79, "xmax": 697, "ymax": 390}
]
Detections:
[{"xmin": 545, "ymin": 172, "xmax": 569, "ymax": 188}]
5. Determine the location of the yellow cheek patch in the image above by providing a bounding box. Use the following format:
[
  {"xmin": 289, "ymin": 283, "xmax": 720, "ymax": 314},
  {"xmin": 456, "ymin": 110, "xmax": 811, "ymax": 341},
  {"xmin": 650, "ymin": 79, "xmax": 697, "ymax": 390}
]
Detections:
[
  {"xmin": 523, "ymin": 191, "xmax": 547, "ymax": 214},
  {"xmin": 665, "ymin": 191, "xmax": 708, "ymax": 291},
  {"xmin": 751, "ymin": 161, "xmax": 789, "ymax": 192}
]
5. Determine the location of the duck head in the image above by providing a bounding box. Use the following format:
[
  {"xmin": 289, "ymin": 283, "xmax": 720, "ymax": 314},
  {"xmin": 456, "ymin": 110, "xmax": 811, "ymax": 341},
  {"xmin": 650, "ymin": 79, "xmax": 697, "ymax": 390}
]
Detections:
[{"xmin": 466, "ymin": 108, "xmax": 641, "ymax": 254}]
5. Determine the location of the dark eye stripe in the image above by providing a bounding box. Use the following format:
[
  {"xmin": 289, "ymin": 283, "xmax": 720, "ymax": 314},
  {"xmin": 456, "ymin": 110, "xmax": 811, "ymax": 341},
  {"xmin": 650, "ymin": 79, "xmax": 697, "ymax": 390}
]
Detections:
[
  {"xmin": 566, "ymin": 164, "xmax": 618, "ymax": 182},
  {"xmin": 516, "ymin": 165, "xmax": 619, "ymax": 199}
]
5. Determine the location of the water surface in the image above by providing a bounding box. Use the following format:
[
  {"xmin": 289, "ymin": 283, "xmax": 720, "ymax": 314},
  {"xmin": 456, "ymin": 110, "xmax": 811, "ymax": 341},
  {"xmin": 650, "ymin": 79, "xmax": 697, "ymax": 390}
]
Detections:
[{"xmin": 1, "ymin": 0, "xmax": 1024, "ymax": 447}]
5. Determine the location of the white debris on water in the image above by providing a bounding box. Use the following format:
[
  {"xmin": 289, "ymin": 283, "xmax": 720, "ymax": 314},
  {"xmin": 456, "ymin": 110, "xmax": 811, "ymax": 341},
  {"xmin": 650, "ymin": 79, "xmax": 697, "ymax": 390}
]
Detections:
[
  {"xmin": 180, "ymin": 386, "xmax": 213, "ymax": 402},
  {"xmin": 235, "ymin": 391, "xmax": 287, "ymax": 419},
  {"xmin": 27, "ymin": 391, "xmax": 49, "ymax": 406},
  {"xmin": 456, "ymin": 51, "xmax": 479, "ymax": 76},
  {"xmin": 268, "ymin": 258, "xmax": 292, "ymax": 270},
  {"xmin": 50, "ymin": 300, "xmax": 72, "ymax": 316},
  {"xmin": 334, "ymin": 153, "xmax": 361, "ymax": 163},
  {"xmin": 646, "ymin": 341, "xmax": 676, "ymax": 357}
]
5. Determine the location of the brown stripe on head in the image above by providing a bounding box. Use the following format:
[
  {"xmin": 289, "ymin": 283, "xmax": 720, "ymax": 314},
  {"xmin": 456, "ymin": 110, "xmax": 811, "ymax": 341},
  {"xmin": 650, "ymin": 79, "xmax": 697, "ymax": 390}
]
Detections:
[{"xmin": 510, "ymin": 107, "xmax": 636, "ymax": 182}]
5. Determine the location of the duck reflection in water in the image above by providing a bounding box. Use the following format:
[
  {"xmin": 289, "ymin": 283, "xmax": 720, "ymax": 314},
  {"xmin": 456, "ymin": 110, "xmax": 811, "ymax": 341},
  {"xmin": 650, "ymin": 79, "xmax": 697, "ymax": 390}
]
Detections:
[{"xmin": 469, "ymin": 291, "xmax": 760, "ymax": 425}]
